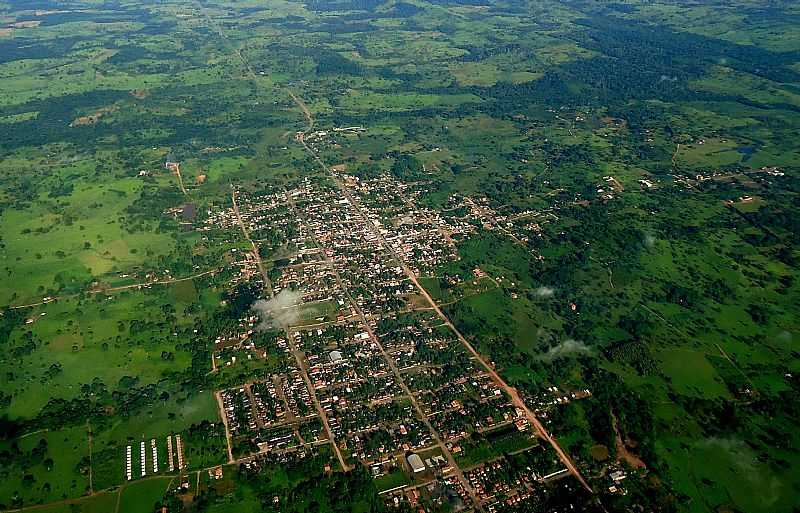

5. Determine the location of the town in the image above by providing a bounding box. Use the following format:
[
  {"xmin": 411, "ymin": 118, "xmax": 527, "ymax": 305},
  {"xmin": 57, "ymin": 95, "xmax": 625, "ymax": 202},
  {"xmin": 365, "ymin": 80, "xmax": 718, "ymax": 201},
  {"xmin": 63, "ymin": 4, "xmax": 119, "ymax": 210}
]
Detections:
[{"xmin": 194, "ymin": 171, "xmax": 596, "ymax": 511}]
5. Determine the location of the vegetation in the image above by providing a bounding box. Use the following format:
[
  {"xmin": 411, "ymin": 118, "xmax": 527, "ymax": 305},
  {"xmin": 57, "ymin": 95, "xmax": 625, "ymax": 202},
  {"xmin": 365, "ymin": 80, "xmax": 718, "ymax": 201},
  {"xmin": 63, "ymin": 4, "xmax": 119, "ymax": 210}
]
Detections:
[{"xmin": 0, "ymin": 0, "xmax": 798, "ymax": 512}]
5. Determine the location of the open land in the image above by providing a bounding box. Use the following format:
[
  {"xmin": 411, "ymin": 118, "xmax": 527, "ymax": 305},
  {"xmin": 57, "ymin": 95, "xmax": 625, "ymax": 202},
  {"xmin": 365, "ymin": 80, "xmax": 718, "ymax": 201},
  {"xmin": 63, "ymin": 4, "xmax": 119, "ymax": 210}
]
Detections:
[{"xmin": 1, "ymin": 1, "xmax": 799, "ymax": 513}]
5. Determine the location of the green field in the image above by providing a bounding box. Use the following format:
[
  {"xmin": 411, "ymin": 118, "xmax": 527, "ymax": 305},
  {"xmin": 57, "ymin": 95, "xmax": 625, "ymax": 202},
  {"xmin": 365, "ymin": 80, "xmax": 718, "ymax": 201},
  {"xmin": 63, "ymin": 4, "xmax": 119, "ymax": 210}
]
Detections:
[
  {"xmin": 0, "ymin": 0, "xmax": 798, "ymax": 512},
  {"xmin": 373, "ymin": 471, "xmax": 409, "ymax": 493},
  {"xmin": 118, "ymin": 477, "xmax": 173, "ymax": 513},
  {"xmin": 0, "ymin": 425, "xmax": 90, "ymax": 506},
  {"xmin": 1, "ymin": 290, "xmax": 196, "ymax": 419}
]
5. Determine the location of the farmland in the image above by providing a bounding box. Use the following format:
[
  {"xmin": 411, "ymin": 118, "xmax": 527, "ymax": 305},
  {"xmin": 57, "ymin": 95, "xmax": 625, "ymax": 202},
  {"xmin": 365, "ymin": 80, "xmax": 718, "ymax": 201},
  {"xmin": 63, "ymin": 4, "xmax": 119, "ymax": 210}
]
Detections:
[{"xmin": 1, "ymin": 0, "xmax": 799, "ymax": 512}]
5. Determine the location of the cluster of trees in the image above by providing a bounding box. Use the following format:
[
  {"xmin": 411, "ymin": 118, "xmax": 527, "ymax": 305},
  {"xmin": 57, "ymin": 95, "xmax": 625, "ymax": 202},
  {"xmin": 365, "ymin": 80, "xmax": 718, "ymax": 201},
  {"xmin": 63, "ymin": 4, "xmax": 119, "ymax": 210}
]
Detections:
[
  {"xmin": 389, "ymin": 154, "xmax": 426, "ymax": 181},
  {"xmin": 576, "ymin": 12, "xmax": 800, "ymax": 85},
  {"xmin": 0, "ymin": 437, "xmax": 56, "ymax": 509},
  {"xmin": 583, "ymin": 368, "xmax": 656, "ymax": 468}
]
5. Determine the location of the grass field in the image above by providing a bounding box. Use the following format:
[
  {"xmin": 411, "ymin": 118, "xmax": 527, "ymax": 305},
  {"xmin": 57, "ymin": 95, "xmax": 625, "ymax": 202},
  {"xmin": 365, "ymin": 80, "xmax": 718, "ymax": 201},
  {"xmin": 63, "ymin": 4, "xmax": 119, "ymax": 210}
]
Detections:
[
  {"xmin": 0, "ymin": 0, "xmax": 798, "ymax": 512},
  {"xmin": 373, "ymin": 470, "xmax": 409, "ymax": 492},
  {"xmin": 0, "ymin": 175, "xmax": 175, "ymax": 305},
  {"xmin": 657, "ymin": 349, "xmax": 730, "ymax": 399},
  {"xmin": 1, "ymin": 290, "xmax": 196, "ymax": 420},
  {"xmin": 19, "ymin": 492, "xmax": 119, "ymax": 513},
  {"xmin": 90, "ymin": 391, "xmax": 223, "ymax": 491},
  {"xmin": 117, "ymin": 477, "xmax": 172, "ymax": 513},
  {"xmin": 0, "ymin": 425, "xmax": 90, "ymax": 507},
  {"xmin": 456, "ymin": 429, "xmax": 539, "ymax": 468}
]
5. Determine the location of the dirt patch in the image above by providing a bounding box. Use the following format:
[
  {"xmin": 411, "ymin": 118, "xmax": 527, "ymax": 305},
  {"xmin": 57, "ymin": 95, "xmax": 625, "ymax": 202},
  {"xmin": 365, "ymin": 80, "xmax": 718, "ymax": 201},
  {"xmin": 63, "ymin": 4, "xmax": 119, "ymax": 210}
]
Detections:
[
  {"xmin": 600, "ymin": 116, "xmax": 627, "ymax": 128},
  {"xmin": 612, "ymin": 412, "xmax": 646, "ymax": 469},
  {"xmin": 200, "ymin": 146, "xmax": 231, "ymax": 154},
  {"xmin": 51, "ymin": 333, "xmax": 83, "ymax": 351},
  {"xmin": 405, "ymin": 293, "xmax": 431, "ymax": 310},
  {"xmin": 0, "ymin": 28, "xmax": 12, "ymax": 37},
  {"xmin": 11, "ymin": 20, "xmax": 41, "ymax": 28},
  {"xmin": 35, "ymin": 10, "xmax": 72, "ymax": 16},
  {"xmin": 130, "ymin": 89, "xmax": 149, "ymax": 99},
  {"xmin": 70, "ymin": 106, "xmax": 116, "ymax": 127},
  {"xmin": 330, "ymin": 164, "xmax": 347, "ymax": 172},
  {"xmin": 607, "ymin": 176, "xmax": 624, "ymax": 192}
]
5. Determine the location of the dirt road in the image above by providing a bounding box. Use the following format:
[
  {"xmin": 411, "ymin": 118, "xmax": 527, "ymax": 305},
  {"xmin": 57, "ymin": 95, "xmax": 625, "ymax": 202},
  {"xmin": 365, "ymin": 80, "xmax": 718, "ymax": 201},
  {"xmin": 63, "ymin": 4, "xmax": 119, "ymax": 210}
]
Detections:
[
  {"xmin": 8, "ymin": 268, "xmax": 221, "ymax": 310},
  {"xmin": 200, "ymin": 7, "xmax": 591, "ymax": 495},
  {"xmin": 173, "ymin": 162, "xmax": 189, "ymax": 196},
  {"xmin": 286, "ymin": 328, "xmax": 350, "ymax": 471},
  {"xmin": 284, "ymin": 191, "xmax": 482, "ymax": 508},
  {"xmin": 214, "ymin": 391, "xmax": 236, "ymax": 463},
  {"xmin": 231, "ymin": 188, "xmax": 274, "ymax": 298}
]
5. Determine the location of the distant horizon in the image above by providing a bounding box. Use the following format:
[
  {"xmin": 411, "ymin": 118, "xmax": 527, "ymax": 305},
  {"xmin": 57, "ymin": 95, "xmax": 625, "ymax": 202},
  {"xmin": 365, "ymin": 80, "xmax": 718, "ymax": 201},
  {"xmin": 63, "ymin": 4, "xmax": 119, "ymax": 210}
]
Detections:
[{"xmin": 0, "ymin": 1, "xmax": 798, "ymax": 513}]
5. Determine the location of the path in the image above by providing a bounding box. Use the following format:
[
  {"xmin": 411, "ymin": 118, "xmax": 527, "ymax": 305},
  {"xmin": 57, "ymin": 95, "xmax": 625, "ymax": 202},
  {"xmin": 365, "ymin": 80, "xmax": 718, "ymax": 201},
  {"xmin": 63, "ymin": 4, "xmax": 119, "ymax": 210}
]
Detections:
[
  {"xmin": 671, "ymin": 143, "xmax": 681, "ymax": 171},
  {"xmin": 173, "ymin": 162, "xmax": 189, "ymax": 196},
  {"xmin": 87, "ymin": 421, "xmax": 94, "ymax": 494},
  {"xmin": 113, "ymin": 487, "xmax": 122, "ymax": 513},
  {"xmin": 8, "ymin": 268, "xmax": 221, "ymax": 310},
  {"xmin": 714, "ymin": 342, "xmax": 757, "ymax": 393}
]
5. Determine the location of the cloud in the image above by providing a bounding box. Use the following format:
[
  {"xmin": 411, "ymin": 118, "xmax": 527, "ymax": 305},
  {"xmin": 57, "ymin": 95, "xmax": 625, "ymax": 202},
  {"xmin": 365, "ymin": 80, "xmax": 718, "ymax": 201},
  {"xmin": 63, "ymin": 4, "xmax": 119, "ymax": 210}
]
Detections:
[
  {"xmin": 251, "ymin": 289, "xmax": 304, "ymax": 330},
  {"xmin": 539, "ymin": 339, "xmax": 592, "ymax": 362},
  {"xmin": 699, "ymin": 437, "xmax": 784, "ymax": 506},
  {"xmin": 534, "ymin": 286, "xmax": 555, "ymax": 298}
]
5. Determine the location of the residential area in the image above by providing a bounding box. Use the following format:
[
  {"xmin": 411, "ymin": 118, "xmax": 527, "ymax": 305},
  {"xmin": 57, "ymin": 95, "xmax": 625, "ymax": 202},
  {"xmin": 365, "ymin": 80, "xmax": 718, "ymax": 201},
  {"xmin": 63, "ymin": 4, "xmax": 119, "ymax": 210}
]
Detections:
[{"xmin": 198, "ymin": 173, "xmax": 592, "ymax": 511}]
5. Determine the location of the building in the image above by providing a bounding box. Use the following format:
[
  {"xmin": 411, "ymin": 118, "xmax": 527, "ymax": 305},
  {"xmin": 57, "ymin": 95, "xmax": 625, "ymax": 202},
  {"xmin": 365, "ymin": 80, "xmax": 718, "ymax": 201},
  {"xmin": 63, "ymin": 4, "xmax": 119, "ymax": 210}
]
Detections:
[{"xmin": 407, "ymin": 453, "xmax": 425, "ymax": 473}]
